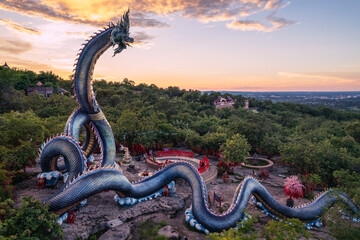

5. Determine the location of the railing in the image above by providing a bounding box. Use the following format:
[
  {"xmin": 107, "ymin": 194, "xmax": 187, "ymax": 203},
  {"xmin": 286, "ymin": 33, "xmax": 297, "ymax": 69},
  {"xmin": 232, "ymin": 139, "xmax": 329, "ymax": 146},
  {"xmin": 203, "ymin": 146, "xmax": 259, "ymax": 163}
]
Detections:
[
  {"xmin": 146, "ymin": 151, "xmax": 210, "ymax": 175},
  {"xmin": 157, "ymin": 150, "xmax": 194, "ymax": 158}
]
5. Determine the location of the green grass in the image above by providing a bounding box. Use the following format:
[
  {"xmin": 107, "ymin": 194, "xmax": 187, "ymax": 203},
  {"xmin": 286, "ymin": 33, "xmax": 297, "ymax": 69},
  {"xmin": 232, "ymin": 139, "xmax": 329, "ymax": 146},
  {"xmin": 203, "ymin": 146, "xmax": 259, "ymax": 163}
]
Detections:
[
  {"xmin": 139, "ymin": 220, "xmax": 168, "ymax": 240},
  {"xmin": 244, "ymin": 159, "xmax": 269, "ymax": 166}
]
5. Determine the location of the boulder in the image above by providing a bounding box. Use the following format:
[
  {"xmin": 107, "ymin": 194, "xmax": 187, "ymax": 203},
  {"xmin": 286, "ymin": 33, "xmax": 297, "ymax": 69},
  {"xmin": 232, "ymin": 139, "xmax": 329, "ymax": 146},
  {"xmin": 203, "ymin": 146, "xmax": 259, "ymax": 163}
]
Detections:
[
  {"xmin": 118, "ymin": 196, "xmax": 185, "ymax": 222},
  {"xmin": 157, "ymin": 225, "xmax": 181, "ymax": 239},
  {"xmin": 98, "ymin": 223, "xmax": 131, "ymax": 240}
]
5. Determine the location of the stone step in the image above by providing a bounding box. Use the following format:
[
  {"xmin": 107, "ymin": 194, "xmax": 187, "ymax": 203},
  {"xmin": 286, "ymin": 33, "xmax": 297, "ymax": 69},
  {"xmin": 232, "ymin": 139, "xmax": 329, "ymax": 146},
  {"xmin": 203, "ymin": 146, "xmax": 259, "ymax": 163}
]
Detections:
[{"xmin": 201, "ymin": 165, "xmax": 218, "ymax": 183}]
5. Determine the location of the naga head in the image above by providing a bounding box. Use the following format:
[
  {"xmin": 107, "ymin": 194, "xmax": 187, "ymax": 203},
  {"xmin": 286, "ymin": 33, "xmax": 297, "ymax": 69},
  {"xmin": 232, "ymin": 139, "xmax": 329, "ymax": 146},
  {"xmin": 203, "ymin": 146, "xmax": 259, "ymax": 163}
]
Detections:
[{"xmin": 111, "ymin": 9, "xmax": 134, "ymax": 57}]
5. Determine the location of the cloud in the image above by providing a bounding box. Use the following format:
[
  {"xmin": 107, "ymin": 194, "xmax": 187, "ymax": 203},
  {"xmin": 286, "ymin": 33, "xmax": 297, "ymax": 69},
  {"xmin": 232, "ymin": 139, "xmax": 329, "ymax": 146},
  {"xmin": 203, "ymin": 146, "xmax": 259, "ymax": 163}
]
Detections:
[
  {"xmin": 132, "ymin": 31, "xmax": 155, "ymax": 47},
  {"xmin": 227, "ymin": 20, "xmax": 267, "ymax": 31},
  {"xmin": 130, "ymin": 13, "xmax": 170, "ymax": 28},
  {"xmin": 0, "ymin": 38, "xmax": 33, "ymax": 54},
  {"xmin": 66, "ymin": 31, "xmax": 91, "ymax": 37},
  {"xmin": 0, "ymin": 0, "xmax": 92, "ymax": 24},
  {"xmin": 0, "ymin": 0, "xmax": 295, "ymax": 32},
  {"xmin": 0, "ymin": 55, "xmax": 73, "ymax": 78},
  {"xmin": 266, "ymin": 11, "xmax": 296, "ymax": 30},
  {"xmin": 227, "ymin": 11, "xmax": 296, "ymax": 32},
  {"xmin": 0, "ymin": 18, "xmax": 41, "ymax": 35},
  {"xmin": 0, "ymin": 0, "xmax": 169, "ymax": 28},
  {"xmin": 278, "ymin": 72, "xmax": 359, "ymax": 84},
  {"xmin": 176, "ymin": 0, "xmax": 285, "ymax": 23},
  {"xmin": 281, "ymin": 1, "xmax": 291, "ymax": 9},
  {"xmin": 264, "ymin": 0, "xmax": 283, "ymax": 10}
]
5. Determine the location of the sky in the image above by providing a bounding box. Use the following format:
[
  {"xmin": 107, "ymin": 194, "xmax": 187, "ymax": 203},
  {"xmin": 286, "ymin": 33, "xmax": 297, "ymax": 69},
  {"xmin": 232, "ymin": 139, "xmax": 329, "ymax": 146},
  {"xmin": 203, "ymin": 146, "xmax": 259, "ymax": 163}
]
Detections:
[{"xmin": 0, "ymin": 0, "xmax": 359, "ymax": 91}]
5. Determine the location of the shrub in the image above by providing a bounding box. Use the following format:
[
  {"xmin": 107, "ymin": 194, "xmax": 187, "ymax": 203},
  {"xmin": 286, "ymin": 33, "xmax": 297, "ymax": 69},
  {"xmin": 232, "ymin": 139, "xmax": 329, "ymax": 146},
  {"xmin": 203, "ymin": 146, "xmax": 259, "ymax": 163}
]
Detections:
[
  {"xmin": 284, "ymin": 176, "xmax": 304, "ymax": 200},
  {"xmin": 222, "ymin": 134, "xmax": 250, "ymax": 164},
  {"xmin": 324, "ymin": 203, "xmax": 360, "ymax": 240},
  {"xmin": 0, "ymin": 196, "xmax": 63, "ymax": 240},
  {"xmin": 262, "ymin": 219, "xmax": 310, "ymax": 240},
  {"xmin": 0, "ymin": 167, "xmax": 14, "ymax": 201},
  {"xmin": 207, "ymin": 215, "xmax": 258, "ymax": 240}
]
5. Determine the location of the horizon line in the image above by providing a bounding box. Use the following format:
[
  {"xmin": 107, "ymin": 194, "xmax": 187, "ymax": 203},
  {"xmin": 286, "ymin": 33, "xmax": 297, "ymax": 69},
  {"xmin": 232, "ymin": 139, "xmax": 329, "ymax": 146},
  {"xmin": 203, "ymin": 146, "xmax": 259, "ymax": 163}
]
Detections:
[{"xmin": 200, "ymin": 90, "xmax": 360, "ymax": 93}]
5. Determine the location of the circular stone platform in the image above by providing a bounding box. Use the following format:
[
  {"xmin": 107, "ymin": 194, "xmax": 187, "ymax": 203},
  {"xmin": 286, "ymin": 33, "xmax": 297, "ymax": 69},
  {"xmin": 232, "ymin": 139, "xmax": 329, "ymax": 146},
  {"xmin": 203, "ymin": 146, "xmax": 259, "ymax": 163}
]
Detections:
[{"xmin": 240, "ymin": 157, "xmax": 274, "ymax": 171}]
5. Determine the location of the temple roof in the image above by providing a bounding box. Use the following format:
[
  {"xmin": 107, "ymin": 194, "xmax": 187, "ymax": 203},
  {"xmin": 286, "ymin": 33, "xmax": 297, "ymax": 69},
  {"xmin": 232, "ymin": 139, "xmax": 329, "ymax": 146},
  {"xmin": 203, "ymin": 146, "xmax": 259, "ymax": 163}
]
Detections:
[{"xmin": 2, "ymin": 62, "xmax": 10, "ymax": 69}]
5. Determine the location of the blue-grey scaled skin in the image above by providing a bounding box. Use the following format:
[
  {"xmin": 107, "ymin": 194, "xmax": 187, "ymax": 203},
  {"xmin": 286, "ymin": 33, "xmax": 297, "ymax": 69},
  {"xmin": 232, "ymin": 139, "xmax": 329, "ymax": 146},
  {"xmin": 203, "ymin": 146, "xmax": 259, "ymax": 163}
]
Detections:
[
  {"xmin": 72, "ymin": 24, "xmax": 116, "ymax": 166},
  {"xmin": 38, "ymin": 10, "xmax": 359, "ymax": 233},
  {"xmin": 43, "ymin": 161, "xmax": 358, "ymax": 232},
  {"xmin": 63, "ymin": 107, "xmax": 99, "ymax": 159},
  {"xmin": 63, "ymin": 107, "xmax": 88, "ymax": 138},
  {"xmin": 38, "ymin": 11, "xmax": 130, "ymax": 171},
  {"xmin": 39, "ymin": 137, "xmax": 86, "ymax": 187}
]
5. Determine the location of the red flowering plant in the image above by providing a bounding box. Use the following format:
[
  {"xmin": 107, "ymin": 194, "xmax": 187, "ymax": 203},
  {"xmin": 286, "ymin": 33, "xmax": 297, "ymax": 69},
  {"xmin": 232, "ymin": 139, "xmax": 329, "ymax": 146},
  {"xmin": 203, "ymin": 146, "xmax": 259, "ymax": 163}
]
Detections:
[{"xmin": 284, "ymin": 176, "xmax": 304, "ymax": 207}]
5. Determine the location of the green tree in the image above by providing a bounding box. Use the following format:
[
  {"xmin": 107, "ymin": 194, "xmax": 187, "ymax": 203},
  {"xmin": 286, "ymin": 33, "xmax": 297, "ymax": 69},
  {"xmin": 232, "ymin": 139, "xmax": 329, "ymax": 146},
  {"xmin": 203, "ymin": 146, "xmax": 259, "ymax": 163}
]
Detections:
[
  {"xmin": 0, "ymin": 111, "xmax": 45, "ymax": 148},
  {"xmin": 121, "ymin": 78, "xmax": 135, "ymax": 87},
  {"xmin": 262, "ymin": 219, "xmax": 310, "ymax": 240},
  {"xmin": 222, "ymin": 134, "xmax": 250, "ymax": 164},
  {"xmin": 4, "ymin": 141, "xmax": 37, "ymax": 171},
  {"xmin": 0, "ymin": 196, "xmax": 63, "ymax": 239},
  {"xmin": 202, "ymin": 132, "xmax": 227, "ymax": 152},
  {"xmin": 324, "ymin": 202, "xmax": 360, "ymax": 240},
  {"xmin": 346, "ymin": 121, "xmax": 360, "ymax": 143},
  {"xmin": 0, "ymin": 67, "xmax": 16, "ymax": 112},
  {"xmin": 259, "ymin": 134, "xmax": 282, "ymax": 156},
  {"xmin": 0, "ymin": 166, "xmax": 14, "ymax": 201},
  {"xmin": 23, "ymin": 94, "xmax": 76, "ymax": 118},
  {"xmin": 333, "ymin": 170, "xmax": 360, "ymax": 203},
  {"xmin": 35, "ymin": 71, "xmax": 61, "ymax": 87},
  {"xmin": 114, "ymin": 110, "xmax": 141, "ymax": 145},
  {"xmin": 165, "ymin": 86, "xmax": 184, "ymax": 98},
  {"xmin": 185, "ymin": 129, "xmax": 202, "ymax": 149},
  {"xmin": 327, "ymin": 170, "xmax": 360, "ymax": 239},
  {"xmin": 280, "ymin": 138, "xmax": 358, "ymax": 184},
  {"xmin": 207, "ymin": 214, "xmax": 258, "ymax": 240},
  {"xmin": 0, "ymin": 198, "xmax": 15, "ymax": 222}
]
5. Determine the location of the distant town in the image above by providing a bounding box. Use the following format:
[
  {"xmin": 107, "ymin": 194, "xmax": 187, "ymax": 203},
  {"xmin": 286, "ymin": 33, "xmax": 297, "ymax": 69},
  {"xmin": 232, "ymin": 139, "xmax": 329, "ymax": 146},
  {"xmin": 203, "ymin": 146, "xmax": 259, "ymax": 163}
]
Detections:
[{"xmin": 206, "ymin": 91, "xmax": 360, "ymax": 112}]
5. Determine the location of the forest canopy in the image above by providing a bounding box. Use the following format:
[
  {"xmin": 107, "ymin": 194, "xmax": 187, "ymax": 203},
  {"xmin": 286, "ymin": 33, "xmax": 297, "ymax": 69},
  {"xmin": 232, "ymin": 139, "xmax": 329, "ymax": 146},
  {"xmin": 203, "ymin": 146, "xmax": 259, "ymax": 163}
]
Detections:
[{"xmin": 0, "ymin": 66, "xmax": 359, "ymax": 237}]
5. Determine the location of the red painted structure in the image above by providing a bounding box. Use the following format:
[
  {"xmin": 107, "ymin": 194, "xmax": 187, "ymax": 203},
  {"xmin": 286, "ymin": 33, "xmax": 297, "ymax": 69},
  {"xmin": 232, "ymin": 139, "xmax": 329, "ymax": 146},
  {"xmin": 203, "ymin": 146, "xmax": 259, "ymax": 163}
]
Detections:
[
  {"xmin": 157, "ymin": 150, "xmax": 194, "ymax": 158},
  {"xmin": 198, "ymin": 156, "xmax": 209, "ymax": 174},
  {"xmin": 145, "ymin": 151, "xmax": 210, "ymax": 175}
]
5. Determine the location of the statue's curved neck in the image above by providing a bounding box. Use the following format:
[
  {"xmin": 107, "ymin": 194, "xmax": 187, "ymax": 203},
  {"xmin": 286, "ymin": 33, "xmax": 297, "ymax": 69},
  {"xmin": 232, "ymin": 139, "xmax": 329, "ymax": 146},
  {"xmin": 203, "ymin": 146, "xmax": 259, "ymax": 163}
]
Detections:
[{"xmin": 75, "ymin": 28, "xmax": 114, "ymax": 114}]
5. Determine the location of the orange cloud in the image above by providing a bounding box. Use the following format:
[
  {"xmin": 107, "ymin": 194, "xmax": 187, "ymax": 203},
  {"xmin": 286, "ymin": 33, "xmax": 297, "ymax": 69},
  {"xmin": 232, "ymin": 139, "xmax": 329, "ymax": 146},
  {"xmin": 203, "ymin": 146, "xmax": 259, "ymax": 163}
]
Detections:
[
  {"xmin": 66, "ymin": 31, "xmax": 91, "ymax": 37},
  {"xmin": 0, "ymin": 18, "xmax": 41, "ymax": 35},
  {"xmin": 278, "ymin": 71, "xmax": 359, "ymax": 85},
  {"xmin": 227, "ymin": 11, "xmax": 296, "ymax": 32},
  {"xmin": 227, "ymin": 20, "xmax": 267, "ymax": 31},
  {"xmin": 0, "ymin": 0, "xmax": 294, "ymax": 31},
  {"xmin": 0, "ymin": 0, "xmax": 169, "ymax": 28},
  {"xmin": 0, "ymin": 55, "xmax": 72, "ymax": 79},
  {"xmin": 264, "ymin": 0, "xmax": 283, "ymax": 10},
  {"xmin": 0, "ymin": 38, "xmax": 33, "ymax": 54}
]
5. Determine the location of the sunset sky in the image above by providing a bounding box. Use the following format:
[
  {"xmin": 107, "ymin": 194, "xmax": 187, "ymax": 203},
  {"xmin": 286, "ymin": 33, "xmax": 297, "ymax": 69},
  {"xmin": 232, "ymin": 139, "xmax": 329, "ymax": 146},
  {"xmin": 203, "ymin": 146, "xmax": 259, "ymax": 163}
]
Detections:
[{"xmin": 0, "ymin": 0, "xmax": 359, "ymax": 91}]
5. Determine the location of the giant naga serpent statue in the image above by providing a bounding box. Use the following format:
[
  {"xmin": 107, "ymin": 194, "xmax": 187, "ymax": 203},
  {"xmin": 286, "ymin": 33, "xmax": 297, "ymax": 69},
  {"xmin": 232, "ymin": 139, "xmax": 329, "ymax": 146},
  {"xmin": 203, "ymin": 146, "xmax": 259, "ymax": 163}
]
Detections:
[{"xmin": 37, "ymin": 10, "xmax": 359, "ymax": 233}]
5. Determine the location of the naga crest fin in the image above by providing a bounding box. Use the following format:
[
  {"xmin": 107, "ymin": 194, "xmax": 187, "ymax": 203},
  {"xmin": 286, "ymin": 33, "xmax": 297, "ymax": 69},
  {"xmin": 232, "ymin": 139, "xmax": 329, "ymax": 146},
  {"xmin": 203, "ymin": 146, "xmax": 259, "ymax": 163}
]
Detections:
[{"xmin": 111, "ymin": 8, "xmax": 134, "ymax": 57}]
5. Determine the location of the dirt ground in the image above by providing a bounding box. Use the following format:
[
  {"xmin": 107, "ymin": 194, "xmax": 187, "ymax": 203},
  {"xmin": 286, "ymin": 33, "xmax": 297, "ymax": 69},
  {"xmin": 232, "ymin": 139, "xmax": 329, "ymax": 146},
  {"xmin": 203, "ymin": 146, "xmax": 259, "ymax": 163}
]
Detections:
[{"xmin": 14, "ymin": 155, "xmax": 335, "ymax": 239}]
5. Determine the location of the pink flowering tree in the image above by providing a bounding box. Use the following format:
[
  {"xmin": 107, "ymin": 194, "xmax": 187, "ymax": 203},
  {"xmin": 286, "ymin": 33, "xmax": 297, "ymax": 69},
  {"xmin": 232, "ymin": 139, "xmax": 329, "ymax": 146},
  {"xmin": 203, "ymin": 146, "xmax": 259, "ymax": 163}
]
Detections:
[{"xmin": 284, "ymin": 176, "xmax": 304, "ymax": 207}]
